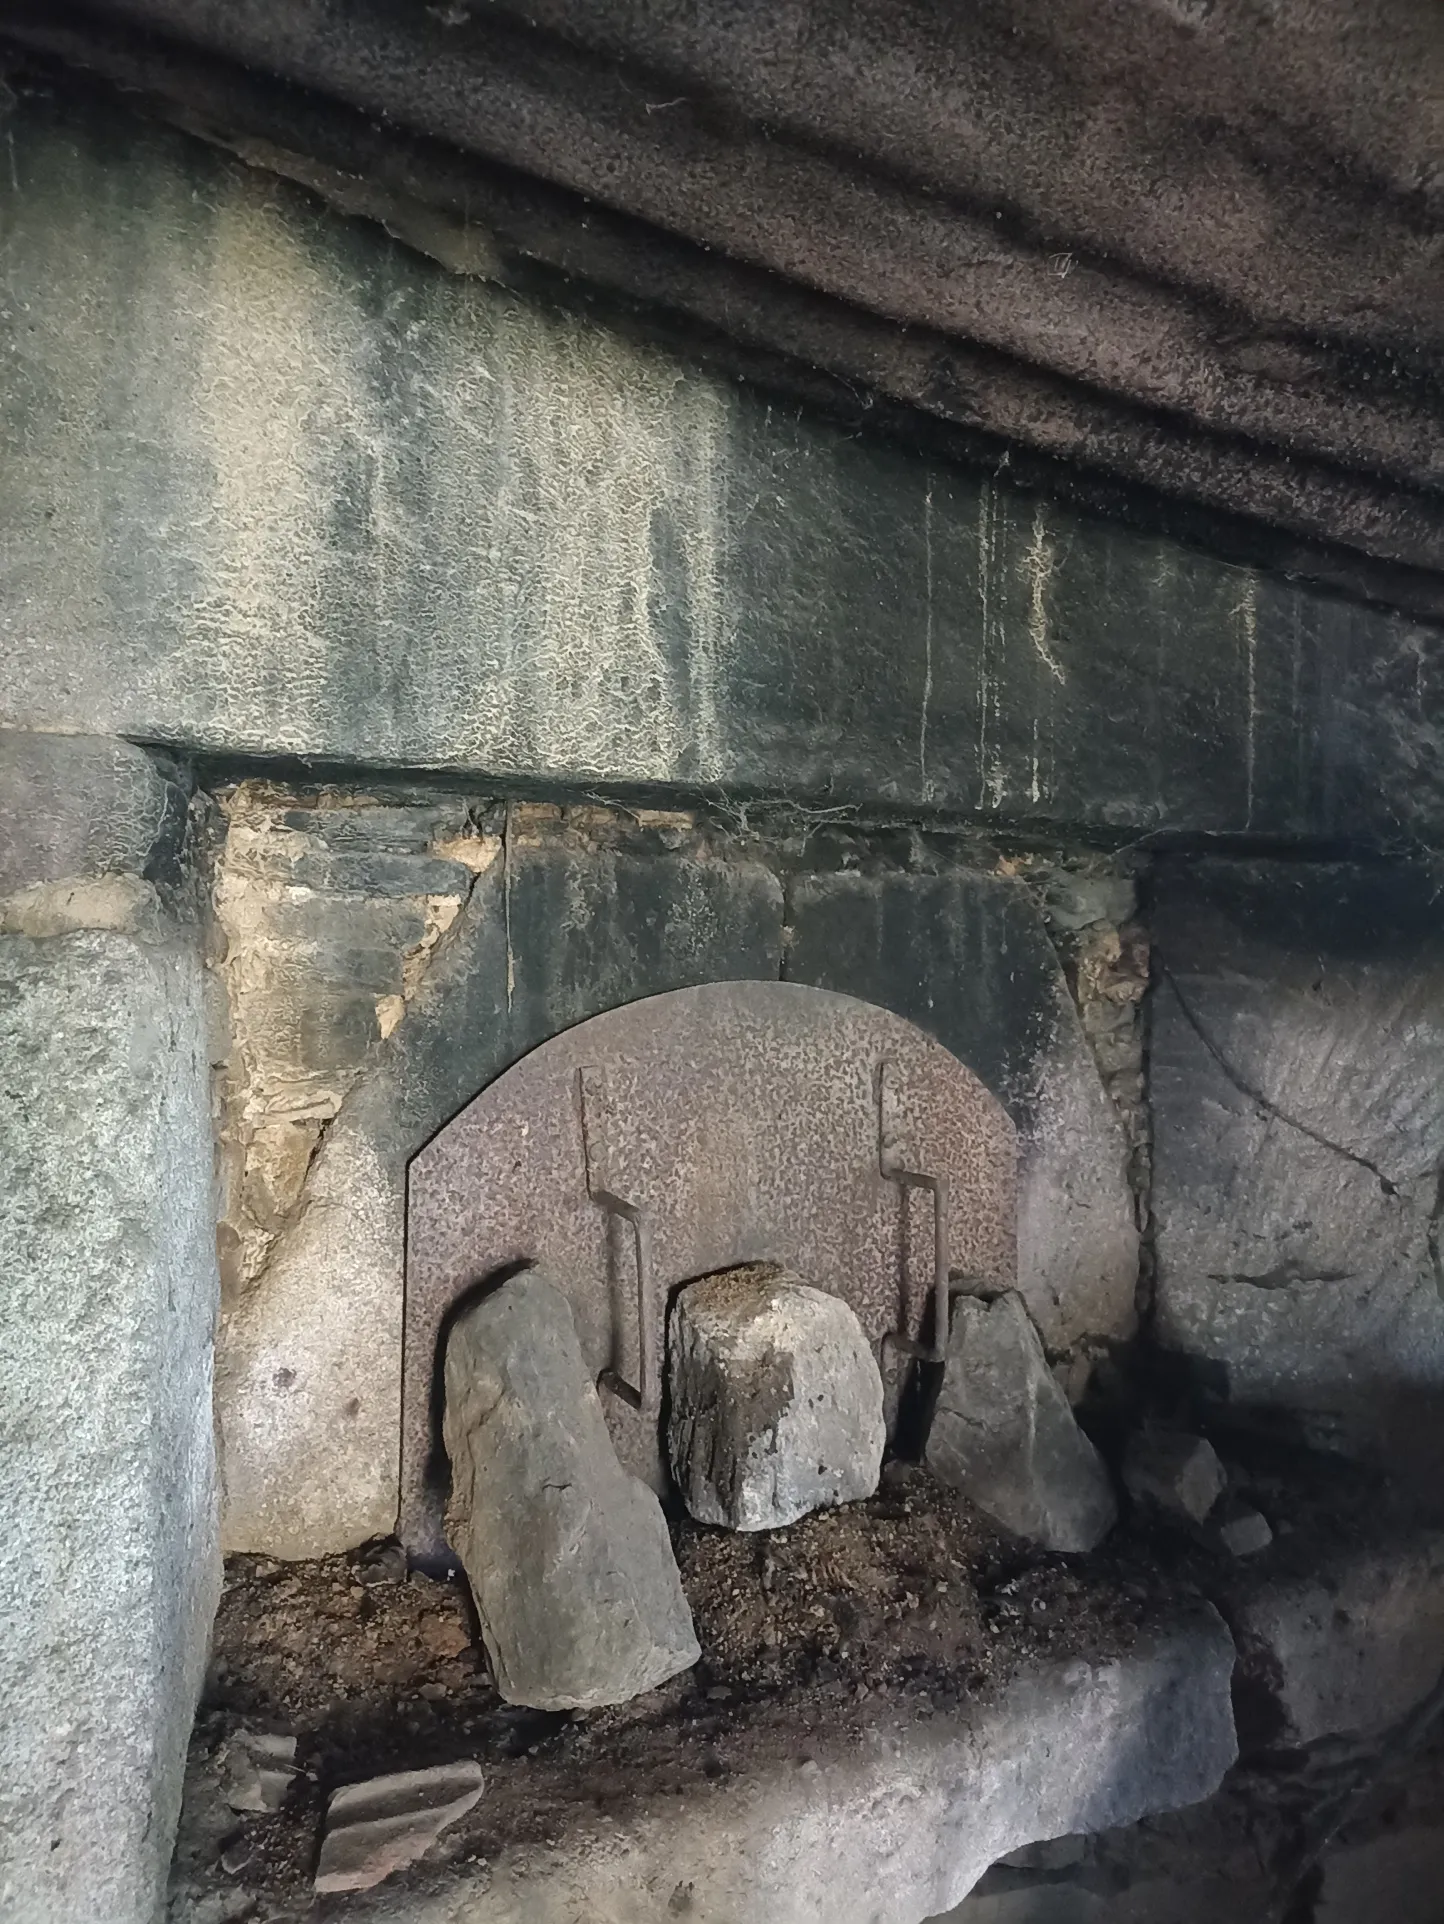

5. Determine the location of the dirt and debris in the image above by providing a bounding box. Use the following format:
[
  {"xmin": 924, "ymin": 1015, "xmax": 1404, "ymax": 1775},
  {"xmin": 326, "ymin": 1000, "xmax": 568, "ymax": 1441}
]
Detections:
[{"xmin": 169, "ymin": 1473, "xmax": 1182, "ymax": 1919}]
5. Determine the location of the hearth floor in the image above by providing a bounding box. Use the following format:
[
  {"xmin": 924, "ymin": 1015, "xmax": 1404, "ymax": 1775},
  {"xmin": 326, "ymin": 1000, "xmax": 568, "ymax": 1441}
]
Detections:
[{"xmin": 170, "ymin": 1467, "xmax": 1226, "ymax": 1920}]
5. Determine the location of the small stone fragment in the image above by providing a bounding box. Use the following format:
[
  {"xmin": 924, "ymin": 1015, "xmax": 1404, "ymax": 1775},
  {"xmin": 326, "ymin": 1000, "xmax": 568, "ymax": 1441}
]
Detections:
[
  {"xmin": 1123, "ymin": 1430, "xmax": 1225, "ymax": 1525},
  {"xmin": 443, "ymin": 1269, "xmax": 699, "ymax": 1710},
  {"xmin": 925, "ymin": 1291, "xmax": 1117, "ymax": 1553},
  {"xmin": 356, "ymin": 1538, "xmax": 408, "ymax": 1586},
  {"xmin": 220, "ymin": 1731, "xmax": 298, "ymax": 1813},
  {"xmin": 1218, "ymin": 1509, "xmax": 1273, "ymax": 1557},
  {"xmin": 668, "ymin": 1264, "xmax": 885, "ymax": 1530},
  {"xmin": 314, "ymin": 1761, "xmax": 484, "ymax": 1894}
]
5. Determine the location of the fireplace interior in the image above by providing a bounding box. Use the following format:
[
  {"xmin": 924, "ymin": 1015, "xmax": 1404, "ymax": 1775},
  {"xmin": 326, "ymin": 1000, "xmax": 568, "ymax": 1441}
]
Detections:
[{"xmin": 1, "ymin": 43, "xmax": 1442, "ymax": 1924}]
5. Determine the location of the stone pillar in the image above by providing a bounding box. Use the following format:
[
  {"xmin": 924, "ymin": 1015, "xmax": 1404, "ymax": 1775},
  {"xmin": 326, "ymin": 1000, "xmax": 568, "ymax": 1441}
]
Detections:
[{"xmin": 0, "ymin": 733, "xmax": 221, "ymax": 1922}]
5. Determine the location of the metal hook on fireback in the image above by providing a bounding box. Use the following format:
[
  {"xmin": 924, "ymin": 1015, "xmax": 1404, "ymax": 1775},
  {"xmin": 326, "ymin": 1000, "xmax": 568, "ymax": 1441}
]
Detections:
[
  {"xmin": 878, "ymin": 1058, "xmax": 952, "ymax": 1362},
  {"xmin": 578, "ymin": 1065, "xmax": 660, "ymax": 1417}
]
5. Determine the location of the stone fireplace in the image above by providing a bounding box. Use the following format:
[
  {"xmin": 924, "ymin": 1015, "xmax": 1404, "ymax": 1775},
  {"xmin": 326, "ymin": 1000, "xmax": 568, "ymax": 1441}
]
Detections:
[{"xmin": 2, "ymin": 54, "xmax": 1443, "ymax": 1924}]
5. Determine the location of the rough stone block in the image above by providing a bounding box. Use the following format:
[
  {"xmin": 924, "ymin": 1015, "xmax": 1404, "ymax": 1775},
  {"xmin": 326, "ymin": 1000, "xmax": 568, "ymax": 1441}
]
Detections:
[
  {"xmin": 0, "ymin": 929, "xmax": 220, "ymax": 1922},
  {"xmin": 1227, "ymin": 1527, "xmax": 1444, "ymax": 1746},
  {"xmin": 927, "ymin": 1293, "xmax": 1117, "ymax": 1553},
  {"xmin": 1217, "ymin": 1510, "xmax": 1273, "ymax": 1558},
  {"xmin": 443, "ymin": 1270, "xmax": 699, "ymax": 1709},
  {"xmin": 0, "ymin": 729, "xmax": 181, "ymax": 901},
  {"xmin": 1122, "ymin": 1432, "xmax": 1225, "ymax": 1525},
  {"xmin": 1151, "ymin": 862, "xmax": 1444, "ymax": 1477},
  {"xmin": 2, "ymin": 90, "xmax": 1435, "ymax": 849},
  {"xmin": 788, "ymin": 869, "xmax": 1138, "ymax": 1353},
  {"xmin": 352, "ymin": 1606, "xmax": 1237, "ymax": 1923},
  {"xmin": 220, "ymin": 1732, "xmax": 298, "ymax": 1814},
  {"xmin": 668, "ymin": 1265, "xmax": 885, "ymax": 1530},
  {"xmin": 315, "ymin": 1761, "xmax": 484, "ymax": 1894}
]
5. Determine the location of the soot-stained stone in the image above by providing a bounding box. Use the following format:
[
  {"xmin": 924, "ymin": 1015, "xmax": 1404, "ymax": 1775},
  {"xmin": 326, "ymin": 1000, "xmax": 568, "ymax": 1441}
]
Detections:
[
  {"xmin": 0, "ymin": 930, "xmax": 219, "ymax": 1923},
  {"xmin": 787, "ymin": 868, "xmax": 1137, "ymax": 1351},
  {"xmin": 2, "ymin": 91, "xmax": 1438, "ymax": 845},
  {"xmin": 1151, "ymin": 859, "xmax": 1444, "ymax": 1479},
  {"xmin": 443, "ymin": 1270, "xmax": 699, "ymax": 1710},
  {"xmin": 219, "ymin": 829, "xmax": 782, "ymax": 1558},
  {"xmin": 1122, "ymin": 1431, "xmax": 1226, "ymax": 1526},
  {"xmin": 927, "ymin": 1292, "xmax": 1117, "ymax": 1553},
  {"xmin": 668, "ymin": 1265, "xmax": 885, "ymax": 1530}
]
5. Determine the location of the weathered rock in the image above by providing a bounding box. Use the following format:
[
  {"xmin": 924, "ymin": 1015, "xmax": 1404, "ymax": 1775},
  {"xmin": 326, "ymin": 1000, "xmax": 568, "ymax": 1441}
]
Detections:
[
  {"xmin": 353, "ymin": 1607, "xmax": 1237, "ymax": 1924},
  {"xmin": 443, "ymin": 1270, "xmax": 699, "ymax": 1710},
  {"xmin": 927, "ymin": 1293, "xmax": 1117, "ymax": 1553},
  {"xmin": 1042, "ymin": 874, "xmax": 1138, "ymax": 935},
  {"xmin": 0, "ymin": 730, "xmax": 182, "ymax": 902},
  {"xmin": 668, "ymin": 1265, "xmax": 885, "ymax": 1530},
  {"xmin": 1227, "ymin": 1527, "xmax": 1444, "ymax": 1747},
  {"xmin": 1217, "ymin": 1510, "xmax": 1273, "ymax": 1559},
  {"xmin": 1122, "ymin": 1432, "xmax": 1225, "ymax": 1526},
  {"xmin": 220, "ymin": 1732, "xmax": 298, "ymax": 1814},
  {"xmin": 0, "ymin": 926, "xmax": 220, "ymax": 1923},
  {"xmin": 357, "ymin": 1540, "xmax": 408, "ymax": 1586},
  {"xmin": 315, "ymin": 1761, "xmax": 484, "ymax": 1894}
]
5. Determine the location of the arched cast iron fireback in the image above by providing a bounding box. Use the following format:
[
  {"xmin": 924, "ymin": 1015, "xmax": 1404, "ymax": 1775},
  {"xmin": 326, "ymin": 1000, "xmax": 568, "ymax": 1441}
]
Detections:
[{"xmin": 401, "ymin": 980, "xmax": 1016, "ymax": 1554}]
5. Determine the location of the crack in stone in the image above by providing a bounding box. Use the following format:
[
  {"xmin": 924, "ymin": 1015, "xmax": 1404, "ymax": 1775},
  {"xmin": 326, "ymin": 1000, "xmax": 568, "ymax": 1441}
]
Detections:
[
  {"xmin": 1427, "ymin": 1159, "xmax": 1444, "ymax": 1302},
  {"xmin": 1162, "ymin": 969, "xmax": 1402, "ymax": 1201},
  {"xmin": 1207, "ymin": 1266, "xmax": 1357, "ymax": 1291}
]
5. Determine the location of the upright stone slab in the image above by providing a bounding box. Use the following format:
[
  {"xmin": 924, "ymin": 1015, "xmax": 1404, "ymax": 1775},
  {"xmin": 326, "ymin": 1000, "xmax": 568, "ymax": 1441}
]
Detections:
[
  {"xmin": 927, "ymin": 1293, "xmax": 1117, "ymax": 1553},
  {"xmin": 443, "ymin": 1270, "xmax": 699, "ymax": 1710},
  {"xmin": 0, "ymin": 781, "xmax": 219, "ymax": 1923},
  {"xmin": 668, "ymin": 1265, "xmax": 886, "ymax": 1530}
]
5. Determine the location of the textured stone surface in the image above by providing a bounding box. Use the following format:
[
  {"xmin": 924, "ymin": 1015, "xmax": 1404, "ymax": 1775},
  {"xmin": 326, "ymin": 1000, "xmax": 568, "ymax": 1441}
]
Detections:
[
  {"xmin": 0, "ymin": 729, "xmax": 182, "ymax": 901},
  {"xmin": 668, "ymin": 1265, "xmax": 885, "ymax": 1530},
  {"xmin": 1227, "ymin": 1527, "xmax": 1444, "ymax": 1747},
  {"xmin": 1152, "ymin": 861, "xmax": 1444, "ymax": 1476},
  {"xmin": 1217, "ymin": 1510, "xmax": 1273, "ymax": 1558},
  {"xmin": 1315, "ymin": 1826, "xmax": 1444, "ymax": 1924},
  {"xmin": 1122, "ymin": 1432, "xmax": 1225, "ymax": 1525},
  {"xmin": 927, "ymin": 1293, "xmax": 1117, "ymax": 1553},
  {"xmin": 315, "ymin": 1762, "xmax": 484, "ymax": 1895},
  {"xmin": 37, "ymin": 0, "xmax": 1438, "ymax": 588},
  {"xmin": 351, "ymin": 1608, "xmax": 1236, "ymax": 1923},
  {"xmin": 0, "ymin": 91, "xmax": 1437, "ymax": 844},
  {"xmin": 219, "ymin": 1732, "xmax": 297, "ymax": 1815},
  {"xmin": 216, "ymin": 813, "xmax": 782, "ymax": 1557},
  {"xmin": 0, "ymin": 928, "xmax": 219, "ymax": 1923},
  {"xmin": 940, "ymin": 1888, "xmax": 1104, "ymax": 1923},
  {"xmin": 443, "ymin": 1271, "xmax": 699, "ymax": 1710},
  {"xmin": 788, "ymin": 869, "xmax": 1137, "ymax": 1353}
]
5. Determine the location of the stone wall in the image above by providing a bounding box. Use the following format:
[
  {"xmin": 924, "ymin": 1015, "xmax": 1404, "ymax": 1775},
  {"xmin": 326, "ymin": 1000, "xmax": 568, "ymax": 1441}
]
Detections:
[
  {"xmin": 1152, "ymin": 859, "xmax": 1444, "ymax": 1476},
  {"xmin": 0, "ymin": 736, "xmax": 220, "ymax": 1922},
  {"xmin": 2, "ymin": 87, "xmax": 1441, "ymax": 847}
]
